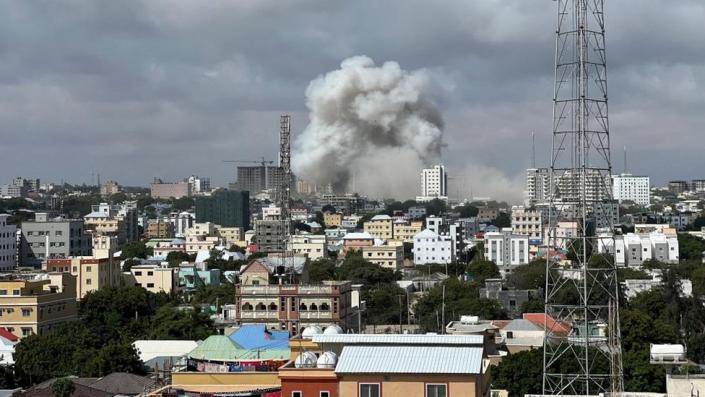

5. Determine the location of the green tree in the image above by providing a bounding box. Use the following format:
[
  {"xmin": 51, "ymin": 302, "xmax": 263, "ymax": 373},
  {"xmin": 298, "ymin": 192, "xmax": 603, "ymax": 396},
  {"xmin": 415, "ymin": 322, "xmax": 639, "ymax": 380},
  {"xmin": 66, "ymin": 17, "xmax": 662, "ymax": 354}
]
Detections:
[
  {"xmin": 491, "ymin": 212, "xmax": 511, "ymax": 228},
  {"xmin": 520, "ymin": 297, "xmax": 544, "ymax": 314},
  {"xmin": 167, "ymin": 251, "xmax": 192, "ymax": 267},
  {"xmin": 191, "ymin": 283, "xmax": 235, "ymax": 306},
  {"xmin": 147, "ymin": 306, "xmax": 214, "ymax": 340},
  {"xmin": 678, "ymin": 233, "xmax": 705, "ymax": 261},
  {"xmin": 120, "ymin": 241, "xmax": 152, "ymax": 260},
  {"xmin": 455, "ymin": 203, "xmax": 479, "ymax": 218},
  {"xmin": 466, "ymin": 260, "xmax": 500, "ymax": 285},
  {"xmin": 366, "ymin": 284, "xmax": 408, "ymax": 326},
  {"xmin": 308, "ymin": 258, "xmax": 336, "ymax": 283},
  {"xmin": 490, "ymin": 348, "xmax": 543, "ymax": 396},
  {"xmin": 507, "ymin": 260, "xmax": 546, "ymax": 290},
  {"xmin": 336, "ymin": 256, "xmax": 397, "ymax": 285},
  {"xmin": 424, "ymin": 198, "xmax": 447, "ymax": 216},
  {"xmin": 51, "ymin": 377, "xmax": 75, "ymax": 397},
  {"xmin": 172, "ymin": 197, "xmax": 194, "ymax": 211},
  {"xmin": 122, "ymin": 258, "xmax": 141, "ymax": 272}
]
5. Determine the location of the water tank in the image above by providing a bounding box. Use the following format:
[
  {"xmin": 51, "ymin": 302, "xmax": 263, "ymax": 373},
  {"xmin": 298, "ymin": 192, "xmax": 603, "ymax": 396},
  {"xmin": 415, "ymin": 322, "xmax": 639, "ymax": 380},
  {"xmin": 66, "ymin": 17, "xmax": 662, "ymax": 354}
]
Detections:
[
  {"xmin": 460, "ymin": 315, "xmax": 479, "ymax": 325},
  {"xmin": 323, "ymin": 324, "xmax": 343, "ymax": 335},
  {"xmin": 294, "ymin": 351, "xmax": 318, "ymax": 368},
  {"xmin": 301, "ymin": 325, "xmax": 323, "ymax": 339},
  {"xmin": 316, "ymin": 351, "xmax": 338, "ymax": 369},
  {"xmin": 650, "ymin": 344, "xmax": 686, "ymax": 363}
]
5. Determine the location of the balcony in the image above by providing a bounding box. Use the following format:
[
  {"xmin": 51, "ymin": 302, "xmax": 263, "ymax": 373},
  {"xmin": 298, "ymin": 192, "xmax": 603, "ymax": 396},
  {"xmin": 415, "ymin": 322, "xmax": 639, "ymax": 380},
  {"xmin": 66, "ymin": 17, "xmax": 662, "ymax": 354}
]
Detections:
[
  {"xmin": 298, "ymin": 311, "xmax": 333, "ymax": 320},
  {"xmin": 240, "ymin": 286, "xmax": 280, "ymax": 295},
  {"xmin": 239, "ymin": 311, "xmax": 279, "ymax": 319},
  {"xmin": 298, "ymin": 286, "xmax": 332, "ymax": 295}
]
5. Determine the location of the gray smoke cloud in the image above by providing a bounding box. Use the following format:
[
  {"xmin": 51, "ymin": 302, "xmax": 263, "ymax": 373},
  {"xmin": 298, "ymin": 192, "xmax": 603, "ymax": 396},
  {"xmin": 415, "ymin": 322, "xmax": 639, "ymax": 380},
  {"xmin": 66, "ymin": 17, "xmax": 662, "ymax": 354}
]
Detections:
[{"xmin": 293, "ymin": 55, "xmax": 445, "ymax": 197}]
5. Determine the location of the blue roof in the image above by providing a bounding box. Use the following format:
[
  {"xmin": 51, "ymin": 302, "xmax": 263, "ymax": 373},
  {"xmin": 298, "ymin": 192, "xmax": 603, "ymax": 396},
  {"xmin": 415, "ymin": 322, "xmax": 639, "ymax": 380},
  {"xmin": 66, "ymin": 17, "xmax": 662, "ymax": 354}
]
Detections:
[{"xmin": 229, "ymin": 324, "xmax": 289, "ymax": 351}]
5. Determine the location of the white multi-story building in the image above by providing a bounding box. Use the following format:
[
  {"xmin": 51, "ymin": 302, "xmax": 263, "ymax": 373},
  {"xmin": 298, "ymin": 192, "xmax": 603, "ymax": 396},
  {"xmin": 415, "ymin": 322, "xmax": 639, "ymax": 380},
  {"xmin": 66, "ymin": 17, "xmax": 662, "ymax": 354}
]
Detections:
[
  {"xmin": 291, "ymin": 234, "xmax": 327, "ymax": 260},
  {"xmin": 524, "ymin": 168, "xmax": 550, "ymax": 206},
  {"xmin": 413, "ymin": 229, "xmax": 454, "ymax": 265},
  {"xmin": 0, "ymin": 214, "xmax": 17, "ymax": 271},
  {"xmin": 171, "ymin": 211, "xmax": 195, "ymax": 237},
  {"xmin": 484, "ymin": 228, "xmax": 529, "ymax": 277},
  {"xmin": 186, "ymin": 175, "xmax": 211, "ymax": 194},
  {"xmin": 510, "ymin": 206, "xmax": 543, "ymax": 240},
  {"xmin": 416, "ymin": 165, "xmax": 448, "ymax": 202},
  {"xmin": 598, "ymin": 232, "xmax": 679, "ymax": 267},
  {"xmin": 612, "ymin": 174, "xmax": 650, "ymax": 206}
]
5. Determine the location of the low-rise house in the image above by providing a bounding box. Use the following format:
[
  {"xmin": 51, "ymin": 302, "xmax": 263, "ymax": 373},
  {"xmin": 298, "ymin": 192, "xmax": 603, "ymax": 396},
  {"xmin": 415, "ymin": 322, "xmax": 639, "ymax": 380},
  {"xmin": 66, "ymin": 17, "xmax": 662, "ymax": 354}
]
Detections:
[
  {"xmin": 342, "ymin": 232, "xmax": 375, "ymax": 254},
  {"xmin": 479, "ymin": 279, "xmax": 541, "ymax": 317},
  {"xmin": 291, "ymin": 234, "xmax": 327, "ymax": 260},
  {"xmin": 362, "ymin": 243, "xmax": 404, "ymax": 270}
]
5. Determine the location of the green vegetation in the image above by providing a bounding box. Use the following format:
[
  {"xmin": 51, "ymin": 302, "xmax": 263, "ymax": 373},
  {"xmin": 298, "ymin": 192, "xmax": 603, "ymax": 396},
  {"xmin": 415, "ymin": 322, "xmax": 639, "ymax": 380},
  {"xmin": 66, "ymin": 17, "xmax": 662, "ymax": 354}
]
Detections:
[
  {"xmin": 13, "ymin": 287, "xmax": 212, "ymax": 387},
  {"xmin": 678, "ymin": 233, "xmax": 705, "ymax": 261},
  {"xmin": 119, "ymin": 241, "xmax": 153, "ymax": 260}
]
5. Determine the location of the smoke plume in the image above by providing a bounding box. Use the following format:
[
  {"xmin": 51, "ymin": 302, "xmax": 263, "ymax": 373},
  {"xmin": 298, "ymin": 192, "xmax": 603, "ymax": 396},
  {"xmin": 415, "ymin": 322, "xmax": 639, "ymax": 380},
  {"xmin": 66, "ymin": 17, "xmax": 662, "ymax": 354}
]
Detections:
[{"xmin": 293, "ymin": 55, "xmax": 445, "ymax": 197}]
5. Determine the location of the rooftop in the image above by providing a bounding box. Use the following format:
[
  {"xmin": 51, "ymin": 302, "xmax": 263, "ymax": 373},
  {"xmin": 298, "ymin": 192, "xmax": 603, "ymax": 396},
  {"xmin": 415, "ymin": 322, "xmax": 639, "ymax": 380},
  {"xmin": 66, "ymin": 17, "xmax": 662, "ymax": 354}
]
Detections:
[
  {"xmin": 334, "ymin": 345, "xmax": 484, "ymax": 374},
  {"xmin": 312, "ymin": 333, "xmax": 484, "ymax": 346}
]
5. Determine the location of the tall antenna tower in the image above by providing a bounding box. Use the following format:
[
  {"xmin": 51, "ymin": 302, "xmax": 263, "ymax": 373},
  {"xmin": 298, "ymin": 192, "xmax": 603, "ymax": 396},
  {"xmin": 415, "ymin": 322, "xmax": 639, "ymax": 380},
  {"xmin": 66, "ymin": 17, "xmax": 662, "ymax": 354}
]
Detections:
[
  {"xmin": 543, "ymin": 0, "xmax": 623, "ymax": 395},
  {"xmin": 279, "ymin": 115, "xmax": 292, "ymax": 254}
]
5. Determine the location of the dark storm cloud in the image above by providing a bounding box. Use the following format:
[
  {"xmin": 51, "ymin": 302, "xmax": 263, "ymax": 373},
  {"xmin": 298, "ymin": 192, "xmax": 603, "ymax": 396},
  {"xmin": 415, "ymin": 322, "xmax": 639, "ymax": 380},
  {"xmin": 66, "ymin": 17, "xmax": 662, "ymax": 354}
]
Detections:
[{"xmin": 0, "ymin": 0, "xmax": 703, "ymax": 196}]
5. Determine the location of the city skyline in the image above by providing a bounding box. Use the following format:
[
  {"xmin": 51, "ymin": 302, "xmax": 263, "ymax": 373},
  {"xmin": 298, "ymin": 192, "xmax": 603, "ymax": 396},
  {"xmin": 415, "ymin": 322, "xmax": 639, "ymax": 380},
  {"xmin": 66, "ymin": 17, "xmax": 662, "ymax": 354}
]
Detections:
[{"xmin": 1, "ymin": 1, "xmax": 704, "ymax": 200}]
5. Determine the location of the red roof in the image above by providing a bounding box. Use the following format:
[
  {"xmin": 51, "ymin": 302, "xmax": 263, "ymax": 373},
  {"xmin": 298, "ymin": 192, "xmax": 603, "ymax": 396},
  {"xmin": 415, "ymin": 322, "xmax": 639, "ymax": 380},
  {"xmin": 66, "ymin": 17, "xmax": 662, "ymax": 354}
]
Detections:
[
  {"xmin": 0, "ymin": 328, "xmax": 18, "ymax": 342},
  {"xmin": 523, "ymin": 313, "xmax": 571, "ymax": 335}
]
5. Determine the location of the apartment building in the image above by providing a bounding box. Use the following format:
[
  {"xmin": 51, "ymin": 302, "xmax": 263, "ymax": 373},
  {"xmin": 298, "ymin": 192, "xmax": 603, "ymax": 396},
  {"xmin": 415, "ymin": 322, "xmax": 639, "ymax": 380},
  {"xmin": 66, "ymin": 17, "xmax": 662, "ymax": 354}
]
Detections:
[
  {"xmin": 254, "ymin": 220, "xmax": 286, "ymax": 253},
  {"xmin": 99, "ymin": 181, "xmax": 122, "ymax": 197},
  {"xmin": 0, "ymin": 215, "xmax": 17, "ymax": 271},
  {"xmin": 150, "ymin": 179, "xmax": 191, "ymax": 199},
  {"xmin": 323, "ymin": 212, "xmax": 343, "ymax": 228},
  {"xmin": 416, "ymin": 165, "xmax": 448, "ymax": 202},
  {"xmin": 124, "ymin": 264, "xmax": 177, "ymax": 294},
  {"xmin": 146, "ymin": 218, "xmax": 175, "ymax": 239},
  {"xmin": 0, "ymin": 273, "xmax": 78, "ymax": 339},
  {"xmin": 83, "ymin": 202, "xmax": 139, "ymax": 244},
  {"xmin": 234, "ymin": 281, "xmax": 354, "ymax": 335},
  {"xmin": 524, "ymin": 168, "xmax": 550, "ymax": 206},
  {"xmin": 19, "ymin": 213, "xmax": 92, "ymax": 267},
  {"xmin": 484, "ymin": 228, "xmax": 529, "ymax": 277},
  {"xmin": 477, "ymin": 207, "xmax": 499, "ymax": 223},
  {"xmin": 291, "ymin": 234, "xmax": 327, "ymax": 260},
  {"xmin": 363, "ymin": 215, "xmax": 394, "ymax": 240},
  {"xmin": 598, "ymin": 232, "xmax": 679, "ymax": 267},
  {"xmin": 342, "ymin": 232, "xmax": 375, "ymax": 254},
  {"xmin": 362, "ymin": 244, "xmax": 404, "ymax": 270},
  {"xmin": 195, "ymin": 189, "xmax": 250, "ymax": 230},
  {"xmin": 414, "ymin": 229, "xmax": 454, "ymax": 265},
  {"xmin": 511, "ymin": 206, "xmax": 543, "ymax": 240},
  {"xmin": 46, "ymin": 257, "xmax": 122, "ymax": 299},
  {"xmin": 393, "ymin": 220, "xmax": 423, "ymax": 243},
  {"xmin": 612, "ymin": 173, "xmax": 650, "ymax": 206},
  {"xmin": 215, "ymin": 226, "xmax": 244, "ymax": 246}
]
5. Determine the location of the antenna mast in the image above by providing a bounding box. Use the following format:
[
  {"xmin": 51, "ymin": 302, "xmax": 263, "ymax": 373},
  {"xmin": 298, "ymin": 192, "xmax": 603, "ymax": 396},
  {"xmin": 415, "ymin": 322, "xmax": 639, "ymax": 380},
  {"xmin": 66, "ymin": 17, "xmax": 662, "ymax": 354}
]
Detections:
[{"xmin": 543, "ymin": 0, "xmax": 623, "ymax": 395}]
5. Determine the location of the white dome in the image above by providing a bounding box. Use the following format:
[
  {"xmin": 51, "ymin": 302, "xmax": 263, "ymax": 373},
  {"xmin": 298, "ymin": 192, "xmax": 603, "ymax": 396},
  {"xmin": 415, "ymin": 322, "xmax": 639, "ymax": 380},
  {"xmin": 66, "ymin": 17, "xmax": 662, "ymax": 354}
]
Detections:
[
  {"xmin": 323, "ymin": 324, "xmax": 343, "ymax": 335},
  {"xmin": 301, "ymin": 325, "xmax": 323, "ymax": 339},
  {"xmin": 316, "ymin": 351, "xmax": 338, "ymax": 369},
  {"xmin": 294, "ymin": 351, "xmax": 318, "ymax": 368}
]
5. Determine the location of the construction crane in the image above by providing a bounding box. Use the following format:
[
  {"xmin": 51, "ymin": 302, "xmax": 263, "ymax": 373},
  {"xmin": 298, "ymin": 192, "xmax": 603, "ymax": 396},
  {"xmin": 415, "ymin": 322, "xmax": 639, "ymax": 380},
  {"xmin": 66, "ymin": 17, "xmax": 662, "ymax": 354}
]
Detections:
[{"xmin": 222, "ymin": 157, "xmax": 275, "ymax": 168}]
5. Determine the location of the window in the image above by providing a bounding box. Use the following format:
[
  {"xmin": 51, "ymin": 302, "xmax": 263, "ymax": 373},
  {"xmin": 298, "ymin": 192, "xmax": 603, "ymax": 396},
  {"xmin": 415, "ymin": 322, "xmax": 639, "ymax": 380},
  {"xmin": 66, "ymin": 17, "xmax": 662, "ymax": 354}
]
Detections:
[
  {"xmin": 21, "ymin": 327, "xmax": 33, "ymax": 337},
  {"xmin": 320, "ymin": 392, "xmax": 330, "ymax": 397},
  {"xmin": 147, "ymin": 283, "xmax": 154, "ymax": 288},
  {"xmin": 426, "ymin": 384, "xmax": 447, "ymax": 397},
  {"xmin": 86, "ymin": 279, "xmax": 92, "ymax": 285},
  {"xmin": 22, "ymin": 308, "xmax": 31, "ymax": 317},
  {"xmin": 134, "ymin": 271, "xmax": 142, "ymax": 276},
  {"xmin": 12, "ymin": 289, "xmax": 20, "ymax": 296},
  {"xmin": 86, "ymin": 266, "xmax": 92, "ymax": 272},
  {"xmin": 360, "ymin": 384, "xmax": 380, "ymax": 397},
  {"xmin": 292, "ymin": 392, "xmax": 302, "ymax": 397},
  {"xmin": 0, "ymin": 290, "xmax": 6, "ymax": 295},
  {"xmin": 148, "ymin": 271, "xmax": 154, "ymax": 276}
]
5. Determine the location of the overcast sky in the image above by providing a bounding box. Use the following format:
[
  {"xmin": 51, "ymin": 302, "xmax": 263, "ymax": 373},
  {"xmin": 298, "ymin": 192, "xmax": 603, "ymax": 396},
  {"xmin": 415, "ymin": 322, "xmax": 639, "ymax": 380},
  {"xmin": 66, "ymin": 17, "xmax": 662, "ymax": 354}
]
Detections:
[{"xmin": 1, "ymin": 1, "xmax": 703, "ymax": 200}]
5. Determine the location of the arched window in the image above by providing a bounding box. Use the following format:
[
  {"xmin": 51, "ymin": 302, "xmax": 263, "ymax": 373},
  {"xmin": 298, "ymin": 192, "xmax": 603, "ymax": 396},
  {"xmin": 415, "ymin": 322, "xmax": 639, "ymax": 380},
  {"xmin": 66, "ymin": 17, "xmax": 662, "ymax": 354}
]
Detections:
[
  {"xmin": 268, "ymin": 302, "xmax": 278, "ymax": 311},
  {"xmin": 310, "ymin": 303, "xmax": 318, "ymax": 311},
  {"xmin": 320, "ymin": 303, "xmax": 330, "ymax": 311},
  {"xmin": 255, "ymin": 302, "xmax": 266, "ymax": 311},
  {"xmin": 242, "ymin": 303, "xmax": 253, "ymax": 311},
  {"xmin": 299, "ymin": 303, "xmax": 308, "ymax": 311}
]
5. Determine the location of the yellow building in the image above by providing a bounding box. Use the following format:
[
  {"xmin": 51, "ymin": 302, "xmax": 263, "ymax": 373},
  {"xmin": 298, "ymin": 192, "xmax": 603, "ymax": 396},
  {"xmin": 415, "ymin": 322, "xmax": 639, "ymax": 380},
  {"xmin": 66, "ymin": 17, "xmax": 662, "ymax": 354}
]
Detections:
[
  {"xmin": 215, "ymin": 226, "xmax": 244, "ymax": 246},
  {"xmin": 147, "ymin": 219, "xmax": 175, "ymax": 239},
  {"xmin": 0, "ymin": 273, "xmax": 78, "ymax": 339},
  {"xmin": 124, "ymin": 264, "xmax": 177, "ymax": 294},
  {"xmin": 393, "ymin": 220, "xmax": 423, "ymax": 243},
  {"xmin": 46, "ymin": 257, "xmax": 122, "ymax": 299},
  {"xmin": 324, "ymin": 212, "xmax": 343, "ymax": 227},
  {"xmin": 291, "ymin": 234, "xmax": 327, "ymax": 260},
  {"xmin": 363, "ymin": 215, "xmax": 394, "ymax": 240},
  {"xmin": 361, "ymin": 244, "xmax": 404, "ymax": 270}
]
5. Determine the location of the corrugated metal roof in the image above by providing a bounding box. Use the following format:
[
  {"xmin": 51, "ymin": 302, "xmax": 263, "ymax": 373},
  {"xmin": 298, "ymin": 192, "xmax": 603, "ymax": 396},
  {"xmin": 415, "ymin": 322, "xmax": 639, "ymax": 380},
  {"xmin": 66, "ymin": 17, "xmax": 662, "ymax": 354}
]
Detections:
[
  {"xmin": 335, "ymin": 346, "xmax": 484, "ymax": 374},
  {"xmin": 503, "ymin": 319, "xmax": 543, "ymax": 332},
  {"xmin": 312, "ymin": 334, "xmax": 484, "ymax": 345}
]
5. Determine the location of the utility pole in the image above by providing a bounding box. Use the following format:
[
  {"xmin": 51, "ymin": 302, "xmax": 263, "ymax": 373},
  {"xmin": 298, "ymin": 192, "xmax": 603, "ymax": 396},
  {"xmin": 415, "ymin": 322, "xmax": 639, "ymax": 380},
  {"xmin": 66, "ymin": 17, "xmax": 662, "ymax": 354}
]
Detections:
[
  {"xmin": 441, "ymin": 284, "xmax": 446, "ymax": 334},
  {"xmin": 398, "ymin": 295, "xmax": 403, "ymax": 334}
]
